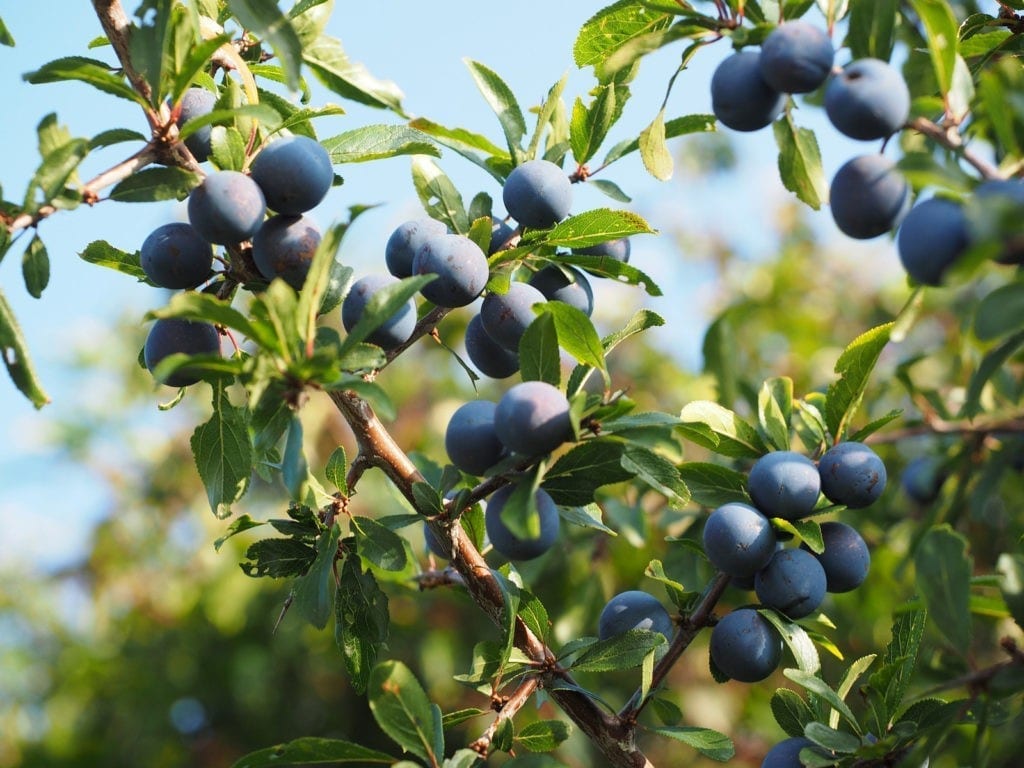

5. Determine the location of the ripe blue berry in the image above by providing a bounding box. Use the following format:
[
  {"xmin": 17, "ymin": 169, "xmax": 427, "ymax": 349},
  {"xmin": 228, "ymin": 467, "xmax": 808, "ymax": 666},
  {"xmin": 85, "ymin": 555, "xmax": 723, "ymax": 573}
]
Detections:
[
  {"xmin": 598, "ymin": 591, "xmax": 674, "ymax": 640},
  {"xmin": 748, "ymin": 451, "xmax": 821, "ymax": 520}
]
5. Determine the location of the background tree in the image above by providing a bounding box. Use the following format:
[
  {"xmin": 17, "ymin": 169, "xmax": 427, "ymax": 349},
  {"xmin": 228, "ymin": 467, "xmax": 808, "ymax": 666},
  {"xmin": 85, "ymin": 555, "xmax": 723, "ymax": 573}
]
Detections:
[{"xmin": 2, "ymin": 1, "xmax": 1024, "ymax": 767}]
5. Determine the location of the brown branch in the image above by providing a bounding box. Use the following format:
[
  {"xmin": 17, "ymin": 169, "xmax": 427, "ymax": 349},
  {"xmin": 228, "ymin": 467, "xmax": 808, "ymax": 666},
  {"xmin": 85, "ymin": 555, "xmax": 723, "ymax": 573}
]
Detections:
[
  {"xmin": 6, "ymin": 144, "xmax": 160, "ymax": 235},
  {"xmin": 909, "ymin": 116, "xmax": 1005, "ymax": 181},
  {"xmin": 865, "ymin": 415, "xmax": 1024, "ymax": 444},
  {"xmin": 920, "ymin": 636, "xmax": 1024, "ymax": 698},
  {"xmin": 381, "ymin": 305, "xmax": 451, "ymax": 368},
  {"xmin": 328, "ymin": 388, "xmax": 651, "ymax": 767},
  {"xmin": 91, "ymin": 0, "xmax": 162, "ymax": 128},
  {"xmin": 618, "ymin": 572, "xmax": 732, "ymax": 722},
  {"xmin": 469, "ymin": 675, "xmax": 543, "ymax": 756}
]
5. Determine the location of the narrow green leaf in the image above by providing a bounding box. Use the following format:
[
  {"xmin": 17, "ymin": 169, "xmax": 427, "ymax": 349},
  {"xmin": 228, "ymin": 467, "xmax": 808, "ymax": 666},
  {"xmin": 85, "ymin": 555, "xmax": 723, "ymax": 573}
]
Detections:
[
  {"xmin": 0, "ymin": 288, "xmax": 50, "ymax": 407},
  {"xmin": 961, "ymin": 329, "xmax": 1024, "ymax": 418},
  {"xmin": 214, "ymin": 515, "xmax": 266, "ymax": 552},
  {"xmin": 773, "ymin": 518, "xmax": 824, "ymax": 554},
  {"xmin": 639, "ymin": 108, "xmax": 673, "ymax": 181},
  {"xmin": 230, "ymin": 737, "xmax": 394, "ymax": 767},
  {"xmin": 303, "ymin": 34, "xmax": 405, "ymax": 112},
  {"xmin": 323, "ymin": 124, "xmax": 439, "ymax": 163},
  {"xmin": 783, "ymin": 669, "xmax": 861, "ymax": 732},
  {"xmin": 325, "ymin": 447, "xmax": 348, "ymax": 494},
  {"xmin": 109, "ymin": 167, "xmax": 199, "ymax": 202},
  {"xmin": 518, "ymin": 589, "xmax": 551, "ymax": 644},
  {"xmin": 519, "ymin": 311, "xmax": 561, "ymax": 387},
  {"xmin": 975, "ymin": 282, "xmax": 1024, "ymax": 341},
  {"xmin": 297, "ymin": 221, "xmax": 348, "ymax": 345},
  {"xmin": 621, "ymin": 446, "xmax": 689, "ymax": 504},
  {"xmin": 337, "ymin": 274, "xmax": 433, "ymax": 357},
  {"xmin": 368, "ymin": 661, "xmax": 439, "ymax": 763},
  {"xmin": 177, "ymin": 104, "xmax": 283, "ymax": 140},
  {"xmin": 293, "ymin": 523, "xmax": 340, "ymax": 629},
  {"xmin": 22, "ymin": 235, "xmax": 49, "ymax": 298},
  {"xmin": 771, "ymin": 688, "xmax": 815, "ymax": 738},
  {"xmin": 831, "ymin": 654, "xmax": 877, "ymax": 729},
  {"xmin": 558, "ymin": 253, "xmax": 662, "ymax": 296},
  {"xmin": 569, "ymin": 83, "xmax": 623, "ymax": 165},
  {"xmin": 773, "ymin": 113, "xmax": 827, "ymax": 210},
  {"xmin": 864, "ymin": 603, "xmax": 927, "ymax": 735},
  {"xmin": 227, "ymin": 0, "xmax": 303, "ymax": 91},
  {"xmin": 411, "ymin": 156, "xmax": 469, "ymax": 233},
  {"xmin": 603, "ymin": 114, "xmax": 715, "ymax": 166},
  {"xmin": 336, "ymin": 556, "xmax": 390, "ymax": 695},
  {"xmin": 191, "ymin": 382, "xmax": 253, "ymax": 517},
  {"xmin": 516, "ymin": 720, "xmax": 572, "ymax": 752},
  {"xmin": 24, "ymin": 56, "xmax": 148, "ymax": 106},
  {"xmin": 571, "ymin": 629, "xmax": 665, "ymax": 672},
  {"xmin": 24, "ymin": 136, "xmax": 89, "ymax": 212},
  {"xmin": 282, "ymin": 416, "xmax": 309, "ymax": 502},
  {"xmin": 0, "ymin": 16, "xmax": 14, "ymax": 46},
  {"xmin": 407, "ymin": 117, "xmax": 511, "ymax": 183},
  {"xmin": 240, "ymin": 538, "xmax": 316, "ymax": 578},
  {"xmin": 171, "ymin": 34, "xmax": 232, "ymax": 102},
  {"xmin": 910, "ymin": 0, "xmax": 959, "ymax": 95},
  {"xmin": 915, "ymin": 525, "xmax": 972, "ymax": 655},
  {"xmin": 758, "ymin": 377, "xmax": 792, "ymax": 451},
  {"xmin": 804, "ymin": 722, "xmax": 861, "ymax": 753},
  {"xmin": 354, "ymin": 516, "xmax": 409, "ymax": 572},
  {"xmin": 645, "ymin": 726, "xmax": 734, "ymax": 761},
  {"xmin": 465, "ymin": 59, "xmax": 527, "ymax": 161},
  {"xmin": 760, "ymin": 610, "xmax": 820, "ymax": 674},
  {"xmin": 824, "ymin": 322, "xmax": 893, "ymax": 439},
  {"xmin": 590, "ymin": 178, "xmax": 632, "ymax": 202},
  {"xmin": 149, "ymin": 291, "xmax": 275, "ymax": 354},
  {"xmin": 527, "ymin": 73, "xmax": 568, "ymax": 161}
]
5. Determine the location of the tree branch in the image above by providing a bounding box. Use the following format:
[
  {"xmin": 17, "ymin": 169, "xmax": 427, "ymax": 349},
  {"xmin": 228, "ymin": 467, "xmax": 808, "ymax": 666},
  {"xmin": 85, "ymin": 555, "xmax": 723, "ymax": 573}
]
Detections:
[
  {"xmin": 328, "ymin": 388, "xmax": 651, "ymax": 767},
  {"xmin": 909, "ymin": 116, "xmax": 1005, "ymax": 181},
  {"xmin": 469, "ymin": 675, "xmax": 543, "ymax": 756},
  {"xmin": 865, "ymin": 415, "xmax": 1024, "ymax": 444},
  {"xmin": 91, "ymin": 0, "xmax": 162, "ymax": 128}
]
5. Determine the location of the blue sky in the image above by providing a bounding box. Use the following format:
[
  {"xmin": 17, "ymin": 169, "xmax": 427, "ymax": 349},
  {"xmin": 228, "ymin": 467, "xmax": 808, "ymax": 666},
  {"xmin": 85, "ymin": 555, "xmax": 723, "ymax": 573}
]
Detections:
[{"xmin": 0, "ymin": 2, "xmax": 896, "ymax": 571}]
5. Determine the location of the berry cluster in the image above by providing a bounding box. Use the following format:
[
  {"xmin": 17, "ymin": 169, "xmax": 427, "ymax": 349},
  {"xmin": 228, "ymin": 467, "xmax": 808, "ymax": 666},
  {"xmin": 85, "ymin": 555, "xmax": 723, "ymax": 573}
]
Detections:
[{"xmin": 703, "ymin": 442, "xmax": 884, "ymax": 684}]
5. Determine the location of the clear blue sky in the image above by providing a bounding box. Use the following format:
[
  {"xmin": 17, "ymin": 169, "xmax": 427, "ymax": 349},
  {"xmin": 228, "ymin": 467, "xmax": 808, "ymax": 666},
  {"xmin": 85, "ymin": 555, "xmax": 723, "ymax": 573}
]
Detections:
[{"xmin": 0, "ymin": 2, "xmax": 892, "ymax": 571}]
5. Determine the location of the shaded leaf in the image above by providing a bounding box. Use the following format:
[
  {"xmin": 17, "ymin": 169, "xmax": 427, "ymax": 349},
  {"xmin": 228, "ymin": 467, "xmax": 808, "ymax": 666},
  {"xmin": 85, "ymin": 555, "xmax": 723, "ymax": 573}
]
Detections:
[
  {"xmin": 915, "ymin": 525, "xmax": 972, "ymax": 655},
  {"xmin": 336, "ymin": 555, "xmax": 390, "ymax": 695},
  {"xmin": 191, "ymin": 382, "xmax": 253, "ymax": 517},
  {"xmin": 645, "ymin": 726, "xmax": 734, "ymax": 762},
  {"xmin": 0, "ymin": 288, "xmax": 50, "ymax": 407},
  {"xmin": 323, "ymin": 124, "xmax": 438, "ymax": 163},
  {"xmin": 109, "ymin": 167, "xmax": 199, "ymax": 202},
  {"xmin": 824, "ymin": 322, "xmax": 893, "ymax": 439},
  {"xmin": 571, "ymin": 629, "xmax": 665, "ymax": 672},
  {"xmin": 368, "ymin": 661, "xmax": 439, "ymax": 763},
  {"xmin": 293, "ymin": 523, "xmax": 340, "ymax": 629},
  {"xmin": 231, "ymin": 737, "xmax": 394, "ymax": 767}
]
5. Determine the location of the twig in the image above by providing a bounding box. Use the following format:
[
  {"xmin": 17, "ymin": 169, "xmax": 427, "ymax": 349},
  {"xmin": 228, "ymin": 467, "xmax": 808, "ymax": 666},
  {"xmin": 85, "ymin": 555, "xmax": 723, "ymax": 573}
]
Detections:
[
  {"xmin": 382, "ymin": 305, "xmax": 451, "ymax": 368},
  {"xmin": 920, "ymin": 637, "xmax": 1024, "ymax": 698},
  {"xmin": 469, "ymin": 675, "xmax": 543, "ymax": 756},
  {"xmin": 865, "ymin": 415, "xmax": 1024, "ymax": 444},
  {"xmin": 618, "ymin": 572, "xmax": 732, "ymax": 722},
  {"xmin": 909, "ymin": 116, "xmax": 1005, "ymax": 181},
  {"xmin": 91, "ymin": 0, "xmax": 162, "ymax": 128}
]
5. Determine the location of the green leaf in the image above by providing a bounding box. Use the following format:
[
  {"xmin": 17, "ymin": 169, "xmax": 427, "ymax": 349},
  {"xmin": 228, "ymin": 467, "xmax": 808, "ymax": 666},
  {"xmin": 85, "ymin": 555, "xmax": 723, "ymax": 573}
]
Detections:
[
  {"xmin": 569, "ymin": 83, "xmax": 624, "ymax": 165},
  {"xmin": 213, "ymin": 515, "xmax": 265, "ymax": 552},
  {"xmin": 773, "ymin": 518, "xmax": 824, "ymax": 554},
  {"xmin": 282, "ymin": 416, "xmax": 309, "ymax": 502},
  {"xmin": 227, "ymin": 0, "xmax": 303, "ymax": 91},
  {"xmin": 337, "ymin": 274, "xmax": 433, "ymax": 357},
  {"xmin": 325, "ymin": 447, "xmax": 348, "ymax": 494},
  {"xmin": 516, "ymin": 720, "xmax": 572, "ymax": 752},
  {"xmin": 0, "ymin": 288, "xmax": 50, "ymax": 408},
  {"xmin": 297, "ymin": 220, "xmax": 351, "ymax": 345},
  {"xmin": 210, "ymin": 125, "xmax": 247, "ymax": 172},
  {"xmin": 571, "ymin": 628, "xmax": 665, "ymax": 672},
  {"xmin": 645, "ymin": 726, "xmax": 734, "ymax": 762},
  {"xmin": 0, "ymin": 16, "xmax": 14, "ymax": 46},
  {"xmin": 177, "ymin": 104, "xmax": 283, "ymax": 141},
  {"xmin": 975, "ymin": 282, "xmax": 1024, "ymax": 341},
  {"xmin": 353, "ymin": 516, "xmax": 409, "ymax": 572},
  {"xmin": 676, "ymin": 463, "xmax": 749, "ymax": 508},
  {"xmin": 602, "ymin": 114, "xmax": 715, "ymax": 166},
  {"xmin": 368, "ymin": 661, "xmax": 439, "ymax": 763},
  {"xmin": 411, "ymin": 156, "xmax": 469, "ymax": 233},
  {"xmin": 783, "ymin": 669, "xmax": 861, "ymax": 732},
  {"xmin": 771, "ymin": 688, "xmax": 815, "ymax": 738},
  {"xmin": 541, "ymin": 208, "xmax": 655, "ymax": 249},
  {"xmin": 773, "ymin": 113, "xmax": 827, "ymax": 210},
  {"xmin": 518, "ymin": 588, "xmax": 551, "ymax": 643},
  {"xmin": 323, "ymin": 124, "xmax": 439, "ymax": 163},
  {"xmin": 465, "ymin": 59, "xmax": 526, "ymax": 162},
  {"xmin": 961, "ymin": 329, "xmax": 1024, "ymax": 419},
  {"xmin": 79, "ymin": 244, "xmax": 140, "ymax": 282},
  {"xmin": 679, "ymin": 401, "xmax": 768, "ymax": 459},
  {"xmin": 22, "ymin": 235, "xmax": 49, "ymax": 298},
  {"xmin": 109, "ymin": 167, "xmax": 199, "ymax": 202},
  {"xmin": 915, "ymin": 525, "xmax": 972, "ymax": 655},
  {"xmin": 240, "ymin": 538, "xmax": 317, "ymax": 578},
  {"xmin": 558, "ymin": 253, "xmax": 662, "ymax": 296},
  {"xmin": 24, "ymin": 56, "xmax": 148, "ymax": 106},
  {"xmin": 292, "ymin": 523, "xmax": 340, "ymax": 629},
  {"xmin": 620, "ymin": 446, "xmax": 688, "ymax": 504},
  {"xmin": 407, "ymin": 117, "xmax": 511, "ymax": 183},
  {"xmin": 191, "ymin": 382, "xmax": 253, "ymax": 518},
  {"xmin": 759, "ymin": 610, "xmax": 820, "ymax": 674},
  {"xmin": 832, "ymin": 654, "xmax": 877, "ymax": 729},
  {"xmin": 639, "ymin": 108, "xmax": 673, "ymax": 181},
  {"xmin": 527, "ymin": 73, "xmax": 568, "ymax": 161},
  {"xmin": 645, "ymin": 559, "xmax": 689, "ymax": 609},
  {"xmin": 537, "ymin": 302, "xmax": 606, "ymax": 375},
  {"xmin": 24, "ymin": 135, "xmax": 89, "ymax": 213},
  {"xmin": 803, "ymin": 722, "xmax": 861, "ymax": 753},
  {"xmin": 171, "ymin": 34, "xmax": 232, "ymax": 102},
  {"xmin": 150, "ymin": 291, "xmax": 274, "ymax": 352},
  {"xmin": 230, "ymin": 737, "xmax": 394, "ymax": 767},
  {"xmin": 910, "ymin": 0, "xmax": 959, "ymax": 95},
  {"xmin": 89, "ymin": 128, "xmax": 147, "ymax": 149},
  {"xmin": 336, "ymin": 555, "xmax": 390, "ymax": 695},
  {"xmin": 519, "ymin": 311, "xmax": 561, "ymax": 387},
  {"xmin": 864, "ymin": 603, "xmax": 927, "ymax": 736},
  {"xmin": 758, "ymin": 377, "xmax": 792, "ymax": 451},
  {"xmin": 590, "ymin": 179, "xmax": 632, "ymax": 202},
  {"xmin": 303, "ymin": 34, "xmax": 405, "ymax": 112},
  {"xmin": 573, "ymin": 1, "xmax": 673, "ymax": 71},
  {"xmin": 824, "ymin": 322, "xmax": 893, "ymax": 439},
  {"xmin": 542, "ymin": 440, "xmax": 633, "ymax": 506},
  {"xmin": 847, "ymin": 0, "xmax": 898, "ymax": 60},
  {"xmin": 558, "ymin": 503, "xmax": 617, "ymax": 535},
  {"xmin": 997, "ymin": 553, "xmax": 1024, "ymax": 630}
]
